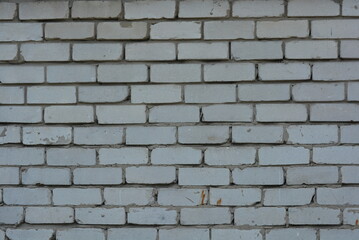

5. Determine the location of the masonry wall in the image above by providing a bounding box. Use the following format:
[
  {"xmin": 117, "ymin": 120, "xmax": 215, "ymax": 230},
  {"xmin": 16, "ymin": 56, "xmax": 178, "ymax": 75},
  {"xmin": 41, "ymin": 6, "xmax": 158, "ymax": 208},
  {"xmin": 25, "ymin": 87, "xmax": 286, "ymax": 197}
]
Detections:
[{"xmin": 0, "ymin": 0, "xmax": 359, "ymax": 239}]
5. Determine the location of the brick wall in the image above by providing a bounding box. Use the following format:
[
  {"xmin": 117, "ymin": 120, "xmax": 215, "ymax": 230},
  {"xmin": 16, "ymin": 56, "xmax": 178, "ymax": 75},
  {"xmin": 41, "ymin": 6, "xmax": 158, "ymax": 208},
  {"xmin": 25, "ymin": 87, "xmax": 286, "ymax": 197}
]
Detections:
[{"xmin": 0, "ymin": 0, "xmax": 359, "ymax": 239}]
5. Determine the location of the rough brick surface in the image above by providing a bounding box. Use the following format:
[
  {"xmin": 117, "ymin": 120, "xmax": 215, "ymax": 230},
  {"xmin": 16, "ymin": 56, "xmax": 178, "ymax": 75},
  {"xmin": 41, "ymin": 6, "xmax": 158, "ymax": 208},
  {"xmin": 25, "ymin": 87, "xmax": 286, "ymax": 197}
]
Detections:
[{"xmin": 0, "ymin": 0, "xmax": 357, "ymax": 237}]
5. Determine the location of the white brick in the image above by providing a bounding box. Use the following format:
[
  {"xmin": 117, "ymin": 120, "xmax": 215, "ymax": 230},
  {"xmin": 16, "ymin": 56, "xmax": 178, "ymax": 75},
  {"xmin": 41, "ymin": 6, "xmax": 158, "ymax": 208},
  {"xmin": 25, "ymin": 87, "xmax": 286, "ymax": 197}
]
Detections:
[
  {"xmin": 75, "ymin": 207, "xmax": 125, "ymax": 225},
  {"xmin": 21, "ymin": 43, "xmax": 70, "ymax": 61},
  {"xmin": 259, "ymin": 63, "xmax": 311, "ymax": 81},
  {"xmin": 231, "ymin": 41, "xmax": 283, "ymax": 60},
  {"xmin": 259, "ymin": 146, "xmax": 309, "ymax": 165},
  {"xmin": 72, "ymin": 1, "xmax": 122, "ymax": 19},
  {"xmin": 0, "ymin": 167, "xmax": 19, "ymax": 184},
  {"xmin": 288, "ymin": 0, "xmax": 340, "ymax": 16},
  {"xmin": 97, "ymin": 22, "xmax": 148, "ymax": 40},
  {"xmin": 57, "ymin": 229, "xmax": 105, "ymax": 240},
  {"xmin": 204, "ymin": 63, "xmax": 255, "ymax": 82},
  {"xmin": 47, "ymin": 65, "xmax": 96, "ymax": 83},
  {"xmin": 22, "ymin": 168, "xmax": 71, "ymax": 185},
  {"xmin": 264, "ymin": 188, "xmax": 315, "ymax": 206},
  {"xmin": 203, "ymin": 104, "xmax": 253, "ymax": 122},
  {"xmin": 179, "ymin": 0, "xmax": 229, "ymax": 18},
  {"xmin": 287, "ymin": 166, "xmax": 339, "ymax": 185},
  {"xmin": 266, "ymin": 229, "xmax": 316, "ymax": 240},
  {"xmin": 3, "ymin": 188, "xmax": 51, "ymax": 205},
  {"xmin": 0, "ymin": 147, "xmax": 44, "ymax": 166},
  {"xmin": 126, "ymin": 166, "xmax": 176, "ymax": 184},
  {"xmin": 108, "ymin": 228, "xmax": 156, "ymax": 240},
  {"xmin": 232, "ymin": 125, "xmax": 284, "ymax": 143},
  {"xmin": 179, "ymin": 168, "xmax": 230, "ymax": 186},
  {"xmin": 0, "ymin": 207, "xmax": 23, "ymax": 224},
  {"xmin": 342, "ymin": 166, "xmax": 359, "ymax": 183},
  {"xmin": 74, "ymin": 168, "xmax": 122, "ymax": 185},
  {"xmin": 178, "ymin": 126, "xmax": 229, "ymax": 144},
  {"xmin": 343, "ymin": 0, "xmax": 359, "ymax": 16},
  {"xmin": 151, "ymin": 64, "xmax": 201, "ymax": 83},
  {"xmin": 0, "ymin": 66, "xmax": 44, "ymax": 84},
  {"xmin": 0, "ymin": 126, "xmax": 21, "ymax": 144},
  {"xmin": 320, "ymin": 229, "xmax": 359, "ymax": 240},
  {"xmin": 289, "ymin": 207, "xmax": 340, "ymax": 225},
  {"xmin": 287, "ymin": 125, "xmax": 338, "ymax": 144},
  {"xmin": 158, "ymin": 189, "xmax": 208, "ymax": 206},
  {"xmin": 0, "ymin": 87, "xmax": 24, "ymax": 104},
  {"xmin": 6, "ymin": 229, "xmax": 53, "ymax": 240},
  {"xmin": 0, "ymin": 23, "xmax": 42, "ymax": 42},
  {"xmin": 160, "ymin": 229, "xmax": 209, "ymax": 240},
  {"xmin": 313, "ymin": 62, "xmax": 359, "ymax": 80},
  {"xmin": 73, "ymin": 43, "xmax": 122, "ymax": 61},
  {"xmin": 239, "ymin": 84, "xmax": 290, "ymax": 101},
  {"xmin": 126, "ymin": 127, "xmax": 176, "ymax": 145},
  {"xmin": 341, "ymin": 125, "xmax": 359, "ymax": 143},
  {"xmin": 47, "ymin": 148, "xmax": 96, "ymax": 166},
  {"xmin": 286, "ymin": 40, "xmax": 337, "ymax": 59},
  {"xmin": 312, "ymin": 20, "xmax": 359, "ymax": 39},
  {"xmin": 205, "ymin": 147, "xmax": 256, "ymax": 165},
  {"xmin": 233, "ymin": 167, "xmax": 284, "ymax": 185},
  {"xmin": 204, "ymin": 21, "xmax": 254, "ymax": 39},
  {"xmin": 99, "ymin": 148, "xmax": 148, "ymax": 165},
  {"xmin": 96, "ymin": 105, "xmax": 146, "ymax": 124},
  {"xmin": 317, "ymin": 187, "xmax": 359, "ymax": 205},
  {"xmin": 126, "ymin": 43, "xmax": 176, "ymax": 61},
  {"xmin": 233, "ymin": 0, "xmax": 284, "ymax": 17},
  {"xmin": 104, "ymin": 188, "xmax": 154, "ymax": 206},
  {"xmin": 181, "ymin": 208, "xmax": 231, "ymax": 225},
  {"xmin": 0, "ymin": 2, "xmax": 16, "ymax": 20},
  {"xmin": 98, "ymin": 64, "xmax": 148, "ymax": 83},
  {"xmin": 27, "ymin": 86, "xmax": 76, "ymax": 104},
  {"xmin": 151, "ymin": 22, "xmax": 201, "ymax": 39},
  {"xmin": 214, "ymin": 229, "xmax": 262, "ymax": 240},
  {"xmin": 257, "ymin": 20, "xmax": 309, "ymax": 38},
  {"xmin": 25, "ymin": 207, "xmax": 74, "ymax": 224},
  {"xmin": 151, "ymin": 147, "xmax": 201, "ymax": 165},
  {"xmin": 132, "ymin": 85, "xmax": 181, "ymax": 103},
  {"xmin": 0, "ymin": 230, "xmax": 3, "ymax": 240},
  {"xmin": 45, "ymin": 22, "xmax": 94, "ymax": 40},
  {"xmin": 125, "ymin": 0, "xmax": 175, "ymax": 19},
  {"xmin": 53, "ymin": 188, "xmax": 102, "ymax": 205},
  {"xmin": 344, "ymin": 208, "xmax": 359, "ymax": 225},
  {"xmin": 74, "ymin": 127, "xmax": 124, "ymax": 145},
  {"xmin": 128, "ymin": 207, "xmax": 177, "ymax": 225},
  {"xmin": 235, "ymin": 207, "xmax": 286, "ymax": 226},
  {"xmin": 314, "ymin": 146, "xmax": 359, "ymax": 164},
  {"xmin": 23, "ymin": 126, "xmax": 72, "ymax": 145},
  {"xmin": 310, "ymin": 104, "xmax": 359, "ymax": 122},
  {"xmin": 0, "ymin": 44, "xmax": 17, "ymax": 60},
  {"xmin": 210, "ymin": 188, "xmax": 261, "ymax": 206},
  {"xmin": 45, "ymin": 106, "xmax": 94, "ymax": 123},
  {"xmin": 349, "ymin": 82, "xmax": 359, "ymax": 101},
  {"xmin": 256, "ymin": 104, "xmax": 307, "ymax": 122},
  {"xmin": 341, "ymin": 40, "xmax": 359, "ymax": 58},
  {"xmin": 178, "ymin": 42, "xmax": 228, "ymax": 60},
  {"xmin": 19, "ymin": 1, "xmax": 68, "ymax": 19},
  {"xmin": 79, "ymin": 86, "xmax": 128, "ymax": 103},
  {"xmin": 185, "ymin": 85, "xmax": 236, "ymax": 103},
  {"xmin": 149, "ymin": 105, "xmax": 200, "ymax": 123},
  {"xmin": 293, "ymin": 83, "xmax": 345, "ymax": 102}
]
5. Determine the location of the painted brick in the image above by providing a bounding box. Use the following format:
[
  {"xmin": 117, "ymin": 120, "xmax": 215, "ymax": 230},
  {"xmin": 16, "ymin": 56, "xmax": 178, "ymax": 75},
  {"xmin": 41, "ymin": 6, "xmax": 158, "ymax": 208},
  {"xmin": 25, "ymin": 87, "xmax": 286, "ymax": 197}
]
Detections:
[
  {"xmin": 317, "ymin": 187, "xmax": 359, "ymax": 205},
  {"xmin": 23, "ymin": 126, "xmax": 72, "ymax": 145},
  {"xmin": 0, "ymin": 167, "xmax": 19, "ymax": 185},
  {"xmin": 348, "ymin": 82, "xmax": 359, "ymax": 101},
  {"xmin": 0, "ymin": 126, "xmax": 21, "ymax": 144},
  {"xmin": 343, "ymin": 0, "xmax": 359, "ymax": 16},
  {"xmin": 0, "ymin": 2, "xmax": 16, "ymax": 20},
  {"xmin": 266, "ymin": 228, "xmax": 316, "ymax": 240},
  {"xmin": 160, "ymin": 229, "xmax": 209, "ymax": 240},
  {"xmin": 212, "ymin": 229, "xmax": 262, "ymax": 240},
  {"xmin": 342, "ymin": 166, "xmax": 359, "ymax": 183},
  {"xmin": 97, "ymin": 22, "xmax": 148, "ymax": 40},
  {"xmin": 320, "ymin": 229, "xmax": 359, "ymax": 240}
]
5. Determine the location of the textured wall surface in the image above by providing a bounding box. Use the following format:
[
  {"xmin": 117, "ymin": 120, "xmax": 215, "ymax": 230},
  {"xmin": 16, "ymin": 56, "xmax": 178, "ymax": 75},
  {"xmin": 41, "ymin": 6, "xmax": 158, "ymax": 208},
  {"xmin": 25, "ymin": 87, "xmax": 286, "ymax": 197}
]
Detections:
[{"xmin": 0, "ymin": 0, "xmax": 359, "ymax": 239}]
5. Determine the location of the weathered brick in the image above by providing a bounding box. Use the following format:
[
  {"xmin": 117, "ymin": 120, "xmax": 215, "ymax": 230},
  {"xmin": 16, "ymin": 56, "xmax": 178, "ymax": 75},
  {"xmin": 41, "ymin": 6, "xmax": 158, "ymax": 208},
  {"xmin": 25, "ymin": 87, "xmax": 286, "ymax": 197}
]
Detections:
[
  {"xmin": 6, "ymin": 229, "xmax": 53, "ymax": 240},
  {"xmin": 0, "ymin": 207, "xmax": 23, "ymax": 225},
  {"xmin": 348, "ymin": 82, "xmax": 359, "ymax": 101},
  {"xmin": 98, "ymin": 64, "xmax": 148, "ymax": 83},
  {"xmin": 47, "ymin": 148, "xmax": 96, "ymax": 166},
  {"xmin": 235, "ymin": 207, "xmax": 286, "ymax": 226},
  {"xmin": 97, "ymin": 22, "xmax": 148, "ymax": 40},
  {"xmin": 160, "ymin": 229, "xmax": 209, "ymax": 240},
  {"xmin": 256, "ymin": 104, "xmax": 307, "ymax": 122},
  {"xmin": 47, "ymin": 65, "xmax": 96, "ymax": 83},
  {"xmin": 204, "ymin": 63, "xmax": 255, "ymax": 82},
  {"xmin": 151, "ymin": 147, "xmax": 201, "ymax": 165},
  {"xmin": 104, "ymin": 188, "xmax": 154, "ymax": 206},
  {"xmin": 203, "ymin": 104, "xmax": 253, "ymax": 122},
  {"xmin": 287, "ymin": 125, "xmax": 338, "ymax": 144},
  {"xmin": 317, "ymin": 187, "xmax": 359, "ymax": 205},
  {"xmin": 0, "ymin": 147, "xmax": 44, "ymax": 166},
  {"xmin": 45, "ymin": 22, "xmax": 94, "ymax": 40},
  {"xmin": 286, "ymin": 40, "xmax": 338, "ymax": 59},
  {"xmin": 344, "ymin": 208, "xmax": 359, "ymax": 225},
  {"xmin": 232, "ymin": 0, "xmax": 284, "ymax": 17},
  {"xmin": 210, "ymin": 188, "xmax": 261, "ymax": 206},
  {"xmin": 57, "ymin": 229, "xmax": 105, "ymax": 240},
  {"xmin": 79, "ymin": 86, "xmax": 128, "ymax": 103},
  {"xmin": 27, "ymin": 86, "xmax": 76, "ymax": 104},
  {"xmin": 19, "ymin": 1, "xmax": 68, "ymax": 19},
  {"xmin": 25, "ymin": 207, "xmax": 74, "ymax": 224},
  {"xmin": 126, "ymin": 127, "xmax": 176, "ymax": 145},
  {"xmin": 151, "ymin": 22, "xmax": 201, "ymax": 39},
  {"xmin": 151, "ymin": 64, "xmax": 201, "ymax": 83},
  {"xmin": 125, "ymin": 0, "xmax": 176, "ymax": 19},
  {"xmin": 0, "ymin": 87, "xmax": 24, "ymax": 104},
  {"xmin": 99, "ymin": 148, "xmax": 148, "ymax": 165},
  {"xmin": 149, "ymin": 105, "xmax": 200, "ymax": 123},
  {"xmin": 289, "ymin": 207, "xmax": 340, "ymax": 225},
  {"xmin": 108, "ymin": 228, "xmax": 156, "ymax": 240},
  {"xmin": 0, "ymin": 66, "xmax": 44, "ymax": 84},
  {"xmin": 293, "ymin": 83, "xmax": 345, "ymax": 102},
  {"xmin": 257, "ymin": 20, "xmax": 309, "ymax": 38},
  {"xmin": 343, "ymin": 0, "xmax": 359, "ymax": 16},
  {"xmin": 205, "ymin": 147, "xmax": 256, "ymax": 165},
  {"xmin": 259, "ymin": 63, "xmax": 311, "ymax": 81},
  {"xmin": 0, "ymin": 44, "xmax": 17, "ymax": 60},
  {"xmin": 74, "ymin": 168, "xmax": 122, "ymax": 185},
  {"xmin": 73, "ymin": 43, "xmax": 122, "ymax": 61},
  {"xmin": 3, "ymin": 188, "xmax": 51, "ymax": 205},
  {"xmin": 178, "ymin": 126, "xmax": 229, "ymax": 144},
  {"xmin": 0, "ymin": 167, "xmax": 19, "ymax": 184},
  {"xmin": 185, "ymin": 85, "xmax": 236, "ymax": 103},
  {"xmin": 287, "ymin": 166, "xmax": 339, "ymax": 185},
  {"xmin": 126, "ymin": 43, "xmax": 176, "ymax": 61},
  {"xmin": 96, "ymin": 105, "xmax": 146, "ymax": 124},
  {"xmin": 204, "ymin": 21, "xmax": 254, "ymax": 39},
  {"xmin": 158, "ymin": 189, "xmax": 208, "ymax": 206},
  {"xmin": 75, "ymin": 207, "xmax": 125, "ymax": 225},
  {"xmin": 342, "ymin": 166, "xmax": 359, "ymax": 183},
  {"xmin": 233, "ymin": 167, "xmax": 284, "ymax": 185},
  {"xmin": 0, "ymin": 2, "xmax": 16, "ymax": 20},
  {"xmin": 264, "ymin": 188, "xmax": 315, "ymax": 206},
  {"xmin": 23, "ymin": 126, "xmax": 72, "ymax": 145},
  {"xmin": 288, "ymin": 0, "xmax": 340, "ymax": 16},
  {"xmin": 22, "ymin": 168, "xmax": 71, "ymax": 185},
  {"xmin": 181, "ymin": 208, "xmax": 231, "ymax": 225},
  {"xmin": 53, "ymin": 188, "xmax": 102, "ymax": 205},
  {"xmin": 126, "ymin": 166, "xmax": 176, "ymax": 184},
  {"xmin": 21, "ymin": 43, "xmax": 70, "ymax": 62},
  {"xmin": 312, "ymin": 20, "xmax": 359, "ymax": 39},
  {"xmin": 341, "ymin": 40, "xmax": 359, "ymax": 58},
  {"xmin": 310, "ymin": 104, "xmax": 359, "ymax": 122},
  {"xmin": 132, "ymin": 85, "xmax": 181, "ymax": 103},
  {"xmin": 128, "ymin": 207, "xmax": 177, "ymax": 225},
  {"xmin": 320, "ymin": 229, "xmax": 359, "ymax": 240},
  {"xmin": 0, "ymin": 23, "xmax": 42, "ymax": 42},
  {"xmin": 232, "ymin": 125, "xmax": 284, "ymax": 143},
  {"xmin": 179, "ymin": 0, "xmax": 229, "ymax": 18},
  {"xmin": 313, "ymin": 62, "xmax": 359, "ymax": 80},
  {"xmin": 314, "ymin": 146, "xmax": 359, "ymax": 164},
  {"xmin": 44, "ymin": 106, "xmax": 94, "ymax": 123},
  {"xmin": 266, "ymin": 228, "xmax": 316, "ymax": 240},
  {"xmin": 341, "ymin": 125, "xmax": 359, "ymax": 143},
  {"xmin": 74, "ymin": 127, "xmax": 124, "ymax": 145},
  {"xmin": 259, "ymin": 146, "xmax": 310, "ymax": 165},
  {"xmin": 72, "ymin": 1, "xmax": 122, "ymax": 19},
  {"xmin": 0, "ymin": 126, "xmax": 21, "ymax": 144},
  {"xmin": 178, "ymin": 42, "xmax": 229, "ymax": 60},
  {"xmin": 232, "ymin": 41, "xmax": 283, "ymax": 60},
  {"xmin": 178, "ymin": 168, "xmax": 230, "ymax": 186},
  {"xmin": 238, "ymin": 84, "xmax": 290, "ymax": 101}
]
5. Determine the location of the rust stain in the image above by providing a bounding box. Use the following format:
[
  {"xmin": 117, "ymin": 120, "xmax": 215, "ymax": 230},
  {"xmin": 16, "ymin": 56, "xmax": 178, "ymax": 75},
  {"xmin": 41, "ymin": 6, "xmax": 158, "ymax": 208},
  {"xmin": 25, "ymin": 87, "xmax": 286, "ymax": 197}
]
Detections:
[
  {"xmin": 356, "ymin": 219, "xmax": 359, "ymax": 225},
  {"xmin": 216, "ymin": 198, "xmax": 222, "ymax": 205},
  {"xmin": 200, "ymin": 190, "xmax": 206, "ymax": 205}
]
